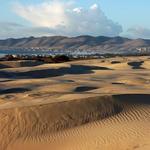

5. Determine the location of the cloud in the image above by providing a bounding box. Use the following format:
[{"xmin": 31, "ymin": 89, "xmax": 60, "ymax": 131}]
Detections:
[
  {"xmin": 73, "ymin": 7, "xmax": 83, "ymax": 13},
  {"xmin": 11, "ymin": 0, "xmax": 122, "ymax": 37},
  {"xmin": 0, "ymin": 22, "xmax": 53, "ymax": 39},
  {"xmin": 0, "ymin": 22, "xmax": 23, "ymax": 39},
  {"xmin": 90, "ymin": 4, "xmax": 98, "ymax": 10},
  {"xmin": 13, "ymin": 1, "xmax": 67, "ymax": 28},
  {"xmin": 127, "ymin": 27, "xmax": 150, "ymax": 39}
]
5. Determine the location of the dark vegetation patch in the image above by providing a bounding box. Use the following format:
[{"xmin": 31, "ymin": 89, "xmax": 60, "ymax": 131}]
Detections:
[
  {"xmin": 112, "ymin": 82, "xmax": 125, "ymax": 85},
  {"xmin": 111, "ymin": 61, "xmax": 121, "ymax": 64},
  {"xmin": 60, "ymin": 80, "xmax": 75, "ymax": 83},
  {"xmin": 0, "ymin": 55, "xmax": 70, "ymax": 63},
  {"xmin": 0, "ymin": 79, "xmax": 13, "ymax": 82}
]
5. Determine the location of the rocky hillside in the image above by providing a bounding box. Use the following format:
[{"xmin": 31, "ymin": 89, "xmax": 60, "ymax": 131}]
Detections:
[{"xmin": 0, "ymin": 36, "xmax": 150, "ymax": 53}]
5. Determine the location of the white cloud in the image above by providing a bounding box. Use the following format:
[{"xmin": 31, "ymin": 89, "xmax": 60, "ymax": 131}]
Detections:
[
  {"xmin": 127, "ymin": 27, "xmax": 150, "ymax": 39},
  {"xmin": 0, "ymin": 22, "xmax": 53, "ymax": 39},
  {"xmin": 11, "ymin": 0, "xmax": 122, "ymax": 37},
  {"xmin": 13, "ymin": 1, "xmax": 67, "ymax": 28},
  {"xmin": 90, "ymin": 4, "xmax": 98, "ymax": 10},
  {"xmin": 73, "ymin": 7, "xmax": 82, "ymax": 13}
]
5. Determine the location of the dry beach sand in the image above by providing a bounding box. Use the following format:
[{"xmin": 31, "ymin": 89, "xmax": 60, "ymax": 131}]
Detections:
[{"xmin": 0, "ymin": 56, "xmax": 150, "ymax": 150}]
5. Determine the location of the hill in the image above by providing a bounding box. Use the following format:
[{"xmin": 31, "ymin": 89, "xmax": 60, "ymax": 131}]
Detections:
[{"xmin": 0, "ymin": 36, "xmax": 150, "ymax": 54}]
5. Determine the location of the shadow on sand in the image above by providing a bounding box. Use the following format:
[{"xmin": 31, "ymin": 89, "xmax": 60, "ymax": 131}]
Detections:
[
  {"xmin": 128, "ymin": 61, "xmax": 145, "ymax": 69},
  {"xmin": 113, "ymin": 94, "xmax": 150, "ymax": 104},
  {"xmin": 74, "ymin": 86, "xmax": 98, "ymax": 92},
  {"xmin": 0, "ymin": 65, "xmax": 112, "ymax": 79},
  {"xmin": 0, "ymin": 88, "xmax": 31, "ymax": 95},
  {"xmin": 0, "ymin": 64, "xmax": 11, "ymax": 69}
]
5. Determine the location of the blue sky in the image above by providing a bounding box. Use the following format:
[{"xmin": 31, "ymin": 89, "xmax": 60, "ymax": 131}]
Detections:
[
  {"xmin": 0, "ymin": 0, "xmax": 150, "ymax": 39},
  {"xmin": 100, "ymin": 0, "xmax": 150, "ymax": 29}
]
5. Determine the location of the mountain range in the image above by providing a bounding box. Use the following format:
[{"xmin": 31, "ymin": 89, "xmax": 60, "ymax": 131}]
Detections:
[{"xmin": 0, "ymin": 36, "xmax": 150, "ymax": 53}]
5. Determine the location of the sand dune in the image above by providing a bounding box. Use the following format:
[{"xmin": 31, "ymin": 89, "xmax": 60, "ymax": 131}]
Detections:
[
  {"xmin": 0, "ymin": 60, "xmax": 44, "ymax": 68},
  {"xmin": 0, "ymin": 96, "xmax": 122, "ymax": 150},
  {"xmin": 0, "ymin": 56, "xmax": 150, "ymax": 150},
  {"xmin": 6, "ymin": 94, "xmax": 150, "ymax": 150}
]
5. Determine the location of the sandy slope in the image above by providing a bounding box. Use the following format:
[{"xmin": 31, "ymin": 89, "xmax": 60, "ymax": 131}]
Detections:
[{"xmin": 0, "ymin": 56, "xmax": 150, "ymax": 150}]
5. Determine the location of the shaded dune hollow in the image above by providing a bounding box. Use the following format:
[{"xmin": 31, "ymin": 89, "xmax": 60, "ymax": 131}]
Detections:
[
  {"xmin": 127, "ymin": 61, "xmax": 144, "ymax": 69},
  {"xmin": 1, "ymin": 94, "xmax": 150, "ymax": 150},
  {"xmin": 1, "ymin": 96, "xmax": 122, "ymax": 150},
  {"xmin": 74, "ymin": 86, "xmax": 98, "ymax": 92},
  {"xmin": 0, "ymin": 88, "xmax": 30, "ymax": 94}
]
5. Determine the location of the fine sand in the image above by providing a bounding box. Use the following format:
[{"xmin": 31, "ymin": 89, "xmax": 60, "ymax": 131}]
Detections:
[{"xmin": 0, "ymin": 56, "xmax": 150, "ymax": 150}]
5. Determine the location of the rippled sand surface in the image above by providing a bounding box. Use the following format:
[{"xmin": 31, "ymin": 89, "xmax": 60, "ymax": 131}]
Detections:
[{"xmin": 0, "ymin": 56, "xmax": 150, "ymax": 150}]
